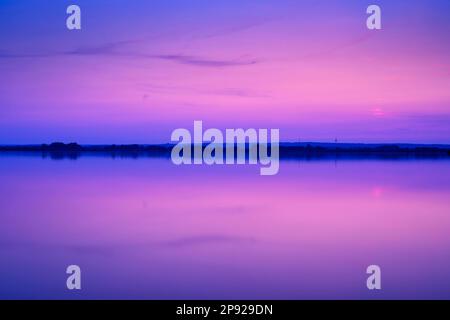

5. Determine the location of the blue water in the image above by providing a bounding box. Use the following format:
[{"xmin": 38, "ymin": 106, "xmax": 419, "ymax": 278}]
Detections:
[{"xmin": 1, "ymin": 154, "xmax": 450, "ymax": 299}]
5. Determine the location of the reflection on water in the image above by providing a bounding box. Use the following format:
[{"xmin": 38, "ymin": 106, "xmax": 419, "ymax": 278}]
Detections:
[{"xmin": 0, "ymin": 155, "xmax": 449, "ymax": 299}]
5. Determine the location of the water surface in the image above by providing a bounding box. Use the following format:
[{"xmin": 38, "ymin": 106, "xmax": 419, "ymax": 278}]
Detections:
[{"xmin": 0, "ymin": 154, "xmax": 449, "ymax": 299}]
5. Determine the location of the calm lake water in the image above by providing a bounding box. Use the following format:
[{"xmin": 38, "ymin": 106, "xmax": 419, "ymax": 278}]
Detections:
[{"xmin": 0, "ymin": 154, "xmax": 450, "ymax": 299}]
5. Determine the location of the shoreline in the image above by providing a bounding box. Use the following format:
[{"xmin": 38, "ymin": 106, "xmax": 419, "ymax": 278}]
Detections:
[{"xmin": 1, "ymin": 142, "xmax": 449, "ymax": 160}]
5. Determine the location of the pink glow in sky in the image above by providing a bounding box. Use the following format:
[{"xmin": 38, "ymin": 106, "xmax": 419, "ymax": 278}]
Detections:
[{"xmin": 0, "ymin": 0, "xmax": 449, "ymax": 143}]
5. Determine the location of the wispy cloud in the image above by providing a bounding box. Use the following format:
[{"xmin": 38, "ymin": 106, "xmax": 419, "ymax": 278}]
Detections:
[
  {"xmin": 163, "ymin": 234, "xmax": 256, "ymax": 248},
  {"xmin": 65, "ymin": 40, "xmax": 137, "ymax": 56},
  {"xmin": 151, "ymin": 54, "xmax": 257, "ymax": 67},
  {"xmin": 0, "ymin": 51, "xmax": 53, "ymax": 58},
  {"xmin": 206, "ymin": 88, "xmax": 269, "ymax": 98},
  {"xmin": 0, "ymin": 40, "xmax": 259, "ymax": 68},
  {"xmin": 139, "ymin": 83, "xmax": 269, "ymax": 98}
]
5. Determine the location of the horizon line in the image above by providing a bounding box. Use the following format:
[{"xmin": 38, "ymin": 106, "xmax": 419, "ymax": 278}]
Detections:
[{"xmin": 1, "ymin": 141, "xmax": 450, "ymax": 147}]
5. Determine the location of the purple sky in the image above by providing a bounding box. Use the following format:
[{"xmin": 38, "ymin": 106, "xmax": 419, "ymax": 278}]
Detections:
[{"xmin": 0, "ymin": 0, "xmax": 449, "ymax": 144}]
